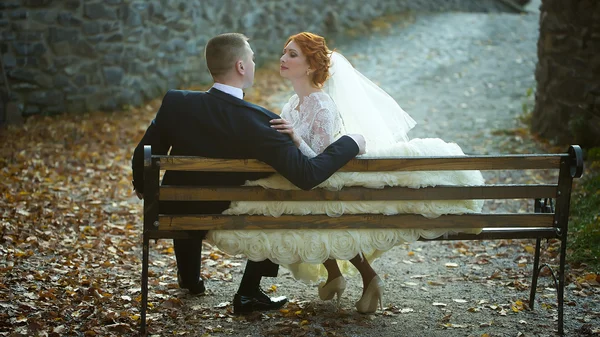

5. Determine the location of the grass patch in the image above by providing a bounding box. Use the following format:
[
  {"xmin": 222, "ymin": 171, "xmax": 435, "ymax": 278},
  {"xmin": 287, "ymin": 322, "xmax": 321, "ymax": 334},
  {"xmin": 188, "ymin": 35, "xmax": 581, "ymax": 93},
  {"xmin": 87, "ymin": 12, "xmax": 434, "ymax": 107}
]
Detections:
[{"xmin": 568, "ymin": 148, "xmax": 600, "ymax": 272}]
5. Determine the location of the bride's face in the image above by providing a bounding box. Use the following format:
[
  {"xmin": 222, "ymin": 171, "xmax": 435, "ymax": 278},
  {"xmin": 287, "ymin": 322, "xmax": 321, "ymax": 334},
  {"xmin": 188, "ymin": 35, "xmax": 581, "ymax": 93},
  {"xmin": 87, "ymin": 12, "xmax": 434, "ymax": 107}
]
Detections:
[{"xmin": 280, "ymin": 40, "xmax": 310, "ymax": 80}]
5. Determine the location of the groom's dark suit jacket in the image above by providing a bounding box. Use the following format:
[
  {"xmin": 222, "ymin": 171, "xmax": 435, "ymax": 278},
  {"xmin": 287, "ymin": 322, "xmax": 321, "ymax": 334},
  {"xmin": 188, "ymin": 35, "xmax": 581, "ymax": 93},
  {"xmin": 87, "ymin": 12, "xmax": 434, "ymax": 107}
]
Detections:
[{"xmin": 131, "ymin": 88, "xmax": 359, "ymax": 281}]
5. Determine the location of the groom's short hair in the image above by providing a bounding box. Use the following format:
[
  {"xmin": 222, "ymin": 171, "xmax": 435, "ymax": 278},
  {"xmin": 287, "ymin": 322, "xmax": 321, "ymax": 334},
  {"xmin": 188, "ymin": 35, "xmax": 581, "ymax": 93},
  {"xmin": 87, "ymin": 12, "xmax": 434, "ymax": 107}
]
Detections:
[{"xmin": 205, "ymin": 33, "xmax": 250, "ymax": 78}]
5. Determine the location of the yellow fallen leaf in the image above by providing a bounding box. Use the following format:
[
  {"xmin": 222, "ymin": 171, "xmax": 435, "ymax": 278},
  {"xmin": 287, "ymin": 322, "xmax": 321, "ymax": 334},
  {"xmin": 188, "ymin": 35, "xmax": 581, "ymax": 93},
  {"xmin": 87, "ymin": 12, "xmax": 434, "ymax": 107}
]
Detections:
[
  {"xmin": 408, "ymin": 251, "xmax": 415, "ymax": 256},
  {"xmin": 524, "ymin": 245, "xmax": 535, "ymax": 254}
]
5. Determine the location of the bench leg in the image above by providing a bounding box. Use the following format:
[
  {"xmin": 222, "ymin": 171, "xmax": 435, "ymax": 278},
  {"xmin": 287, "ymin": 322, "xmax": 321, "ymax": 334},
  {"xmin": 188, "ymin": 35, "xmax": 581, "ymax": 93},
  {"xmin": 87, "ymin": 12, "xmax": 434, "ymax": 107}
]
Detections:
[
  {"xmin": 140, "ymin": 236, "xmax": 150, "ymax": 335},
  {"xmin": 529, "ymin": 238, "xmax": 542, "ymax": 309},
  {"xmin": 558, "ymin": 236, "xmax": 567, "ymax": 335},
  {"xmin": 529, "ymin": 237, "xmax": 566, "ymax": 335}
]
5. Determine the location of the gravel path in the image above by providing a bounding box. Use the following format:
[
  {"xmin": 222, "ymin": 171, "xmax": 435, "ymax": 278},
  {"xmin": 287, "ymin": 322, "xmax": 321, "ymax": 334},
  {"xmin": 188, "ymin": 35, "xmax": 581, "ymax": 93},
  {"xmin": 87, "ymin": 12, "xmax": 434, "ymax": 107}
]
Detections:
[
  {"xmin": 146, "ymin": 2, "xmax": 600, "ymax": 336},
  {"xmin": 338, "ymin": 11, "xmax": 537, "ymax": 155}
]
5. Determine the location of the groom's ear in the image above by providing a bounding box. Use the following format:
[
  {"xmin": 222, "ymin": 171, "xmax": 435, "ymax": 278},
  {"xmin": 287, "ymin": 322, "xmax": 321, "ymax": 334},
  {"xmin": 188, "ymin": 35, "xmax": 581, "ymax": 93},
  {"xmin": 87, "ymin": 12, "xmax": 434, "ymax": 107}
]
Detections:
[{"xmin": 236, "ymin": 60, "xmax": 245, "ymax": 75}]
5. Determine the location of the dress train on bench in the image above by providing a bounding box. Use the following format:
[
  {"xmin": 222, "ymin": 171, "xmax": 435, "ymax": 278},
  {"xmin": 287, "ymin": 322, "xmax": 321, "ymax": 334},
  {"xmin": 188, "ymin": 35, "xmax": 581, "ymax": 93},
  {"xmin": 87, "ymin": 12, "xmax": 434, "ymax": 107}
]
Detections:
[{"xmin": 206, "ymin": 138, "xmax": 484, "ymax": 282}]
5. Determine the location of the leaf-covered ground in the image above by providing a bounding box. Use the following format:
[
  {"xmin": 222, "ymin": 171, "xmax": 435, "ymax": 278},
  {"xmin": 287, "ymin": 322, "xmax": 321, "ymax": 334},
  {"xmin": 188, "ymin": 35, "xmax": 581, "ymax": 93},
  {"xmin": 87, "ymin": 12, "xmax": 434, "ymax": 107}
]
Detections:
[
  {"xmin": 1, "ymin": 93, "xmax": 159, "ymax": 336},
  {"xmin": 2, "ymin": 5, "xmax": 600, "ymax": 335},
  {"xmin": 2, "ymin": 63, "xmax": 599, "ymax": 336}
]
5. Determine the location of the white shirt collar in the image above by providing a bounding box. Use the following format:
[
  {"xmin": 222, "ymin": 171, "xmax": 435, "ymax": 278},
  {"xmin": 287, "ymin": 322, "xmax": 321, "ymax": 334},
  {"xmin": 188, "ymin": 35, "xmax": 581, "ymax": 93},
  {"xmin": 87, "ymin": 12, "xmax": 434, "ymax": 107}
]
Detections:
[{"xmin": 212, "ymin": 83, "xmax": 243, "ymax": 100}]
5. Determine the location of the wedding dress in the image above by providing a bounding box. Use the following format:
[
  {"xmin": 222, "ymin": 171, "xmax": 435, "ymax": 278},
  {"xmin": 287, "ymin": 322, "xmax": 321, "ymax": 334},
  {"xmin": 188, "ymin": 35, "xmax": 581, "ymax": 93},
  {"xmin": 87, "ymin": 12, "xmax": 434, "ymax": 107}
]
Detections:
[{"xmin": 205, "ymin": 53, "xmax": 484, "ymax": 282}]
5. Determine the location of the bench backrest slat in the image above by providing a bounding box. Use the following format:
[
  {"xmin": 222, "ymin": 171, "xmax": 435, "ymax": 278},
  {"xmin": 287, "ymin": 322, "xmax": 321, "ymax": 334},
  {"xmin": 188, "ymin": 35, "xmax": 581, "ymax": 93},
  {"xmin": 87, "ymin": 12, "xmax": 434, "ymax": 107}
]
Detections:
[
  {"xmin": 156, "ymin": 155, "xmax": 564, "ymax": 172},
  {"xmin": 158, "ymin": 213, "xmax": 555, "ymax": 231},
  {"xmin": 144, "ymin": 146, "xmax": 584, "ymax": 237},
  {"xmin": 159, "ymin": 184, "xmax": 558, "ymax": 201}
]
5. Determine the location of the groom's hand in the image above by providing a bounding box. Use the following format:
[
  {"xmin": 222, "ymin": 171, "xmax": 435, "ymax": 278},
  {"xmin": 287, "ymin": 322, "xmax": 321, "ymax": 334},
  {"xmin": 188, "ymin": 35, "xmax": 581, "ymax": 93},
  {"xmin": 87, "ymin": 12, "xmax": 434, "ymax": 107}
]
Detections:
[
  {"xmin": 270, "ymin": 118, "xmax": 301, "ymax": 148},
  {"xmin": 347, "ymin": 134, "xmax": 366, "ymax": 155}
]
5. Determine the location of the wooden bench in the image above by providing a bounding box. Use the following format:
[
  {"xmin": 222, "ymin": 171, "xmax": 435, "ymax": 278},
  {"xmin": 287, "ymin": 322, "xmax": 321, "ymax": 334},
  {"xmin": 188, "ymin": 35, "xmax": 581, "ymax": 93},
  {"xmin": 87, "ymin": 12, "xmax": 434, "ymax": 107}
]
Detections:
[{"xmin": 139, "ymin": 144, "xmax": 584, "ymax": 335}]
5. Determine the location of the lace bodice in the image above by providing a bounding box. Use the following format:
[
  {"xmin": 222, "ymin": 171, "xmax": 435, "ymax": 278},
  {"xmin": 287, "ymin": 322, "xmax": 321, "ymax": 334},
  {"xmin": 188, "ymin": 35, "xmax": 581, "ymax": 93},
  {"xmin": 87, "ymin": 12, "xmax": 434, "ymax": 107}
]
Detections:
[{"xmin": 280, "ymin": 92, "xmax": 343, "ymax": 158}]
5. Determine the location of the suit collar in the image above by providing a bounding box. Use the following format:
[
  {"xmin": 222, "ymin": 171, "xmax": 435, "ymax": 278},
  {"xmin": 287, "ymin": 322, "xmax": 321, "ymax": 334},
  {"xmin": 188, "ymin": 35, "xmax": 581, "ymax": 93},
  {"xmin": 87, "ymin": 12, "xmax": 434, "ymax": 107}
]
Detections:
[
  {"xmin": 207, "ymin": 87, "xmax": 276, "ymax": 118},
  {"xmin": 212, "ymin": 83, "xmax": 243, "ymax": 99},
  {"xmin": 208, "ymin": 87, "xmax": 246, "ymax": 106}
]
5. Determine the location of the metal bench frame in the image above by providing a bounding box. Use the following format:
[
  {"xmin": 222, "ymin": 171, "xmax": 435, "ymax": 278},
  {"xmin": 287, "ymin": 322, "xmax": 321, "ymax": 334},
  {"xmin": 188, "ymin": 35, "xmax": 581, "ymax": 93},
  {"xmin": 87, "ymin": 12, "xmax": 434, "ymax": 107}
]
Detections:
[{"xmin": 139, "ymin": 145, "xmax": 584, "ymax": 335}]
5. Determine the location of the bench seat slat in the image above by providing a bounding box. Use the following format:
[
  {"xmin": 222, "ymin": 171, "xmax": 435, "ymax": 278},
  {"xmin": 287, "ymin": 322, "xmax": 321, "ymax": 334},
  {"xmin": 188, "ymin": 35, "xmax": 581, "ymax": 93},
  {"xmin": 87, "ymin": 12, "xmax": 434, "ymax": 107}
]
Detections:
[
  {"xmin": 144, "ymin": 227, "xmax": 558, "ymax": 240},
  {"xmin": 156, "ymin": 155, "xmax": 563, "ymax": 172},
  {"xmin": 158, "ymin": 213, "xmax": 554, "ymax": 230},
  {"xmin": 422, "ymin": 228, "xmax": 559, "ymax": 241},
  {"xmin": 159, "ymin": 184, "xmax": 557, "ymax": 201}
]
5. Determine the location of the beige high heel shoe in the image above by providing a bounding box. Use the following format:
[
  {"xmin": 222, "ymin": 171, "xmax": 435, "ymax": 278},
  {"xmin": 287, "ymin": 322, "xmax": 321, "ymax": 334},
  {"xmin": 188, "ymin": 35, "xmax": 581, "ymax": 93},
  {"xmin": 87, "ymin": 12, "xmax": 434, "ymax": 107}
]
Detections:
[
  {"xmin": 318, "ymin": 276, "xmax": 347, "ymax": 304},
  {"xmin": 355, "ymin": 275, "xmax": 384, "ymax": 314}
]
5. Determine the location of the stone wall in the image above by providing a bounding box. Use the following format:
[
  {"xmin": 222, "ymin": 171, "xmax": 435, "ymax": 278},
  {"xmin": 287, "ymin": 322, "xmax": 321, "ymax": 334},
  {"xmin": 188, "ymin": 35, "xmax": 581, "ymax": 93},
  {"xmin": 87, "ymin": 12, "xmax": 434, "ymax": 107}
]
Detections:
[
  {"xmin": 0, "ymin": 0, "xmax": 513, "ymax": 121},
  {"xmin": 533, "ymin": 0, "xmax": 600, "ymax": 148}
]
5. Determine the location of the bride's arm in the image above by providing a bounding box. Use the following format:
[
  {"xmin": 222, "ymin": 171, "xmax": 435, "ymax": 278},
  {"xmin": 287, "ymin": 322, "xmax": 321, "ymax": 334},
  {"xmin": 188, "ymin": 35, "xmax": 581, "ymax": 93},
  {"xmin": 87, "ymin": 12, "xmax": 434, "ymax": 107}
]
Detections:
[
  {"xmin": 306, "ymin": 107, "xmax": 337, "ymax": 155},
  {"xmin": 271, "ymin": 106, "xmax": 337, "ymax": 158},
  {"xmin": 297, "ymin": 139, "xmax": 318, "ymax": 158},
  {"xmin": 291, "ymin": 107, "xmax": 338, "ymax": 158},
  {"xmin": 271, "ymin": 118, "xmax": 318, "ymax": 158}
]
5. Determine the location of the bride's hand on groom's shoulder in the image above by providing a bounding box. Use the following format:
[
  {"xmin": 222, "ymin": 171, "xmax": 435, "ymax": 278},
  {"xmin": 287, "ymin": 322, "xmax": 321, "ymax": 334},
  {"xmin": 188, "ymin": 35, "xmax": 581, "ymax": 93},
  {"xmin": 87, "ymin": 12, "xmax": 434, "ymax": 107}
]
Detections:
[
  {"xmin": 347, "ymin": 134, "xmax": 366, "ymax": 155},
  {"xmin": 270, "ymin": 118, "xmax": 302, "ymax": 147}
]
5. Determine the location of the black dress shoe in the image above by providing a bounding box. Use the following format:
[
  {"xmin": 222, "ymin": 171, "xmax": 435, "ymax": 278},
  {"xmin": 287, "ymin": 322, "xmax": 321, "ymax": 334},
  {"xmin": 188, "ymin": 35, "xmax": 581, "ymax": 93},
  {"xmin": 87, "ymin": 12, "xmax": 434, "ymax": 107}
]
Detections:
[
  {"xmin": 233, "ymin": 289, "xmax": 288, "ymax": 314},
  {"xmin": 177, "ymin": 273, "xmax": 206, "ymax": 295}
]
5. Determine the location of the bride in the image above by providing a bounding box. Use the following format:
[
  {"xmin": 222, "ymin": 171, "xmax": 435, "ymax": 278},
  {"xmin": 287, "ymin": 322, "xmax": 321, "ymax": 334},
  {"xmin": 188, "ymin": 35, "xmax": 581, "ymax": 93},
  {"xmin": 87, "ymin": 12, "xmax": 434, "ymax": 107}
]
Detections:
[{"xmin": 207, "ymin": 32, "xmax": 484, "ymax": 314}]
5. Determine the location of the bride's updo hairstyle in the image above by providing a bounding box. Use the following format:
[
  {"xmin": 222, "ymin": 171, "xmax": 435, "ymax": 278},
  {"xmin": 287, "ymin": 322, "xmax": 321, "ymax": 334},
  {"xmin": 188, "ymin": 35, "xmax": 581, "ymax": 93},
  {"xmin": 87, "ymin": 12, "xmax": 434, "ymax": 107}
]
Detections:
[{"xmin": 285, "ymin": 32, "xmax": 332, "ymax": 88}]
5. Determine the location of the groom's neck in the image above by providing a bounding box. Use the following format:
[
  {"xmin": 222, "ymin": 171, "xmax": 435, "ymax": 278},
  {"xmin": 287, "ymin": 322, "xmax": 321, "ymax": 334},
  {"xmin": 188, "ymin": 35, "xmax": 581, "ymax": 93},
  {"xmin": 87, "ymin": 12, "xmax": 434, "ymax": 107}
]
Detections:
[
  {"xmin": 214, "ymin": 81, "xmax": 242, "ymax": 89},
  {"xmin": 213, "ymin": 75, "xmax": 244, "ymax": 90}
]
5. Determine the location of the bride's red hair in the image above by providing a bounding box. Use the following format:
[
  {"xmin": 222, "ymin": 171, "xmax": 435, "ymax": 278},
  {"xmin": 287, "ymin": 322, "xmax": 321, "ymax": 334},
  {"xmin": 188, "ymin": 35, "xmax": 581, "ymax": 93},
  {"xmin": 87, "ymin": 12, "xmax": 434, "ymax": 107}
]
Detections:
[{"xmin": 285, "ymin": 32, "xmax": 332, "ymax": 88}]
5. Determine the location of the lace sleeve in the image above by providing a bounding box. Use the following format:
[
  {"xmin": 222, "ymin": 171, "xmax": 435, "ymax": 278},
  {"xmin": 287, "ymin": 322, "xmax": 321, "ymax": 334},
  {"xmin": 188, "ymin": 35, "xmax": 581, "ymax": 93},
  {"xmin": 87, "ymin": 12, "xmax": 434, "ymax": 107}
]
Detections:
[
  {"xmin": 307, "ymin": 107, "xmax": 337, "ymax": 155},
  {"xmin": 280, "ymin": 105, "xmax": 289, "ymax": 119},
  {"xmin": 298, "ymin": 140, "xmax": 318, "ymax": 158},
  {"xmin": 295, "ymin": 107, "xmax": 337, "ymax": 158}
]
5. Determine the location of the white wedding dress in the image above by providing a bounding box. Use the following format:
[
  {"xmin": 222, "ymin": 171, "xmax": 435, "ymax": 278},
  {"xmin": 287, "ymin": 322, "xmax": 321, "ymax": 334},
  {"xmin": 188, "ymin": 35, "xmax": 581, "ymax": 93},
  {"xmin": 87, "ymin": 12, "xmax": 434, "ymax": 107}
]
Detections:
[{"xmin": 206, "ymin": 89, "xmax": 485, "ymax": 282}]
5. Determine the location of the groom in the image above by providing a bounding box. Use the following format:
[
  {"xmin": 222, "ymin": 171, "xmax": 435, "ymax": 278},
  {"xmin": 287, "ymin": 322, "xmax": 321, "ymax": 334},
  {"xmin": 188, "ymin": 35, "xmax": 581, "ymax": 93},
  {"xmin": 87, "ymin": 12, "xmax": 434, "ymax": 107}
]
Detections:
[{"xmin": 131, "ymin": 33, "xmax": 366, "ymax": 314}]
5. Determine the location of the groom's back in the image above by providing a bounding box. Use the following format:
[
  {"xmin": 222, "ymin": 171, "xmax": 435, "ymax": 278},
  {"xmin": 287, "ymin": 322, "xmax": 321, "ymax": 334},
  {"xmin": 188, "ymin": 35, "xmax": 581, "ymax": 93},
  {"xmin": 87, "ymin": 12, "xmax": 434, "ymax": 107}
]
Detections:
[
  {"xmin": 160, "ymin": 89, "xmax": 274, "ymax": 158},
  {"xmin": 156, "ymin": 89, "xmax": 273, "ymax": 212}
]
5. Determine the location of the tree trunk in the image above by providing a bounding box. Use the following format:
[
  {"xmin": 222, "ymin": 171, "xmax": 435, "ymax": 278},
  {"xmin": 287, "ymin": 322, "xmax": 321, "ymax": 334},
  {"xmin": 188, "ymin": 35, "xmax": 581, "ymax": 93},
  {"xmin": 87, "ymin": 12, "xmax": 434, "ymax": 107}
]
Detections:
[{"xmin": 533, "ymin": 0, "xmax": 600, "ymax": 149}]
